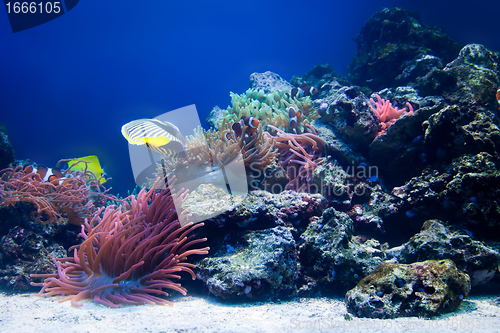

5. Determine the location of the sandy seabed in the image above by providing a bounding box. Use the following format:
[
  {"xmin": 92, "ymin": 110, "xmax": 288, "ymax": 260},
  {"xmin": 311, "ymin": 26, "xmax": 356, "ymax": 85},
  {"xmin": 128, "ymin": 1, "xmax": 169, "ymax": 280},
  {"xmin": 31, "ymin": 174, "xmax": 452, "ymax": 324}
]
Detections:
[{"xmin": 0, "ymin": 293, "xmax": 499, "ymax": 333}]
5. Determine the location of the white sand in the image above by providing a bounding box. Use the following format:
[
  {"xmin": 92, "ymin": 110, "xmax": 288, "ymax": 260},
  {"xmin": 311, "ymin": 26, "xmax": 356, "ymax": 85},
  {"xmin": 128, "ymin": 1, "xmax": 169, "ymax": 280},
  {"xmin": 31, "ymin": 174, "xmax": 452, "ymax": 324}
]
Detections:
[{"xmin": 1, "ymin": 293, "xmax": 499, "ymax": 332}]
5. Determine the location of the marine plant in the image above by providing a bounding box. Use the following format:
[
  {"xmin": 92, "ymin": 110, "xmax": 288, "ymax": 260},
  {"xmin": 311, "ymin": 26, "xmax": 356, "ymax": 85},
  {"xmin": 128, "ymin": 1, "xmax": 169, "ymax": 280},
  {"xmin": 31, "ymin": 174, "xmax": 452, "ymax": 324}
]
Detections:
[
  {"xmin": 0, "ymin": 161, "xmax": 113, "ymax": 225},
  {"xmin": 30, "ymin": 181, "xmax": 209, "ymax": 308}
]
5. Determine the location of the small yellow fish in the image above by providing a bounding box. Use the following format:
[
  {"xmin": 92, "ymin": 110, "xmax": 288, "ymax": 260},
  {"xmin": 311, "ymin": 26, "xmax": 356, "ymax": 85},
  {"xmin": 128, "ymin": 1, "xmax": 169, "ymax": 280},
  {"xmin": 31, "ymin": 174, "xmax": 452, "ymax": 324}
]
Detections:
[{"xmin": 67, "ymin": 155, "xmax": 106, "ymax": 184}]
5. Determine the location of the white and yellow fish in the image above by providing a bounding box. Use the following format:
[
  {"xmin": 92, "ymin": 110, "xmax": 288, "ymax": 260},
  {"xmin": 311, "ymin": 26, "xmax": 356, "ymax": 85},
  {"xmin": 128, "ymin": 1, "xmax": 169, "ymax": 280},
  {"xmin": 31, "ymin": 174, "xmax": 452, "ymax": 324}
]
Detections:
[{"xmin": 121, "ymin": 118, "xmax": 186, "ymax": 158}]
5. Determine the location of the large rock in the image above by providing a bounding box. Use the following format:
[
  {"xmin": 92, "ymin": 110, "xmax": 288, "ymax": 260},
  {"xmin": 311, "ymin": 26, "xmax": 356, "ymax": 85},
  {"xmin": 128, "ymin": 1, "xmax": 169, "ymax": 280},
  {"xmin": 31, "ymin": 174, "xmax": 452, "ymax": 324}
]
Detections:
[
  {"xmin": 345, "ymin": 259, "xmax": 471, "ymax": 318},
  {"xmin": 249, "ymin": 71, "xmax": 293, "ymax": 94},
  {"xmin": 391, "ymin": 220, "xmax": 500, "ymax": 287},
  {"xmin": 347, "ymin": 7, "xmax": 462, "ymax": 91},
  {"xmin": 392, "ymin": 152, "xmax": 500, "ymax": 237},
  {"xmin": 415, "ymin": 44, "xmax": 500, "ymax": 109},
  {"xmin": 197, "ymin": 226, "xmax": 298, "ymax": 301},
  {"xmin": 182, "ymin": 184, "xmax": 325, "ymax": 233},
  {"xmin": 299, "ymin": 208, "xmax": 387, "ymax": 293}
]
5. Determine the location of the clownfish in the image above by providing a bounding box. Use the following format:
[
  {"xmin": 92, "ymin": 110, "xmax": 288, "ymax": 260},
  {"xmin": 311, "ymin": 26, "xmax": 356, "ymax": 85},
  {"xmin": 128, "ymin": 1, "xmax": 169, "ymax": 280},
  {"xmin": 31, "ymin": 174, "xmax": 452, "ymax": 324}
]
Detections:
[
  {"xmin": 23, "ymin": 155, "xmax": 108, "ymax": 185},
  {"xmin": 290, "ymin": 84, "xmax": 318, "ymax": 99},
  {"xmin": 121, "ymin": 118, "xmax": 186, "ymax": 158},
  {"xmin": 23, "ymin": 165, "xmax": 64, "ymax": 184},
  {"xmin": 231, "ymin": 116, "xmax": 260, "ymax": 139},
  {"xmin": 288, "ymin": 106, "xmax": 302, "ymax": 133},
  {"xmin": 496, "ymin": 88, "xmax": 500, "ymax": 110}
]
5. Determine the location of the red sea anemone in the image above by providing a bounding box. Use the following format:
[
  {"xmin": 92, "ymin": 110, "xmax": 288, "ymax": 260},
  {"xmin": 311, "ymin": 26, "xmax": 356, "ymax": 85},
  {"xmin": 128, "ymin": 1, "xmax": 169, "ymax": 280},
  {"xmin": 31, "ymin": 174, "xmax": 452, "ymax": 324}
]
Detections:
[{"xmin": 30, "ymin": 185, "xmax": 209, "ymax": 308}]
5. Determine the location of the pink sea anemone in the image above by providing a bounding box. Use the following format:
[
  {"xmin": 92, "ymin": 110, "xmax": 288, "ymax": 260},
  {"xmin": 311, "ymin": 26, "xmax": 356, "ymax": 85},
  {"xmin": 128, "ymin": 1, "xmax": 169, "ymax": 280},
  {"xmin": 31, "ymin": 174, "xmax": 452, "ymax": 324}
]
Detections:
[
  {"xmin": 265, "ymin": 124, "xmax": 325, "ymax": 192},
  {"xmin": 369, "ymin": 94, "xmax": 413, "ymax": 135},
  {"xmin": 30, "ymin": 185, "xmax": 209, "ymax": 308}
]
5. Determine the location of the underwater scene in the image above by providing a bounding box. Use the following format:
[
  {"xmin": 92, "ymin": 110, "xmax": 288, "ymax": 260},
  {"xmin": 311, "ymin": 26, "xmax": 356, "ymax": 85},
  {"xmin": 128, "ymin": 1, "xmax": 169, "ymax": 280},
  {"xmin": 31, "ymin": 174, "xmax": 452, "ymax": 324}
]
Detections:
[{"xmin": 1, "ymin": 1, "xmax": 500, "ymax": 332}]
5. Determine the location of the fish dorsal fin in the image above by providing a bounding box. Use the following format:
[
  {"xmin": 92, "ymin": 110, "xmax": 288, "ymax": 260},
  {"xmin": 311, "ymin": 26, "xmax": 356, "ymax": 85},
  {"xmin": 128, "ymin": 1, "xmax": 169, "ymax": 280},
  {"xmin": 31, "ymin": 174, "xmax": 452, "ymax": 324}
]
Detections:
[{"xmin": 148, "ymin": 119, "xmax": 187, "ymax": 146}]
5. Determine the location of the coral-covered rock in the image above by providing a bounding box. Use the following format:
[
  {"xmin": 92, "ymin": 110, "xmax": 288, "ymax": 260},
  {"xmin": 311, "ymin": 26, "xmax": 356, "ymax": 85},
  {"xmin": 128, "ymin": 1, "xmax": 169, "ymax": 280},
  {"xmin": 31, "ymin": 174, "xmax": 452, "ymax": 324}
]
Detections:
[
  {"xmin": 391, "ymin": 220, "xmax": 500, "ymax": 287},
  {"xmin": 347, "ymin": 7, "xmax": 462, "ymax": 91},
  {"xmin": 299, "ymin": 208, "xmax": 387, "ymax": 293},
  {"xmin": 313, "ymin": 121, "xmax": 367, "ymax": 168},
  {"xmin": 0, "ymin": 201, "xmax": 35, "ymax": 238},
  {"xmin": 0, "ymin": 201, "xmax": 80, "ymax": 291},
  {"xmin": 0, "ymin": 226, "xmax": 67, "ymax": 291},
  {"xmin": 422, "ymin": 105, "xmax": 500, "ymax": 164},
  {"xmin": 392, "ymin": 152, "xmax": 500, "ymax": 237},
  {"xmin": 368, "ymin": 89, "xmax": 446, "ymax": 188},
  {"xmin": 197, "ymin": 226, "xmax": 297, "ymax": 301},
  {"xmin": 290, "ymin": 64, "xmax": 349, "ymax": 100},
  {"xmin": 249, "ymin": 71, "xmax": 293, "ymax": 94},
  {"xmin": 317, "ymin": 86, "xmax": 379, "ymax": 149},
  {"xmin": 205, "ymin": 105, "xmax": 225, "ymax": 129},
  {"xmin": 415, "ymin": 44, "xmax": 500, "ymax": 110},
  {"xmin": 345, "ymin": 259, "xmax": 471, "ymax": 318},
  {"xmin": 309, "ymin": 159, "xmax": 399, "ymax": 234},
  {"xmin": 182, "ymin": 184, "xmax": 325, "ymax": 232},
  {"xmin": 0, "ymin": 123, "xmax": 15, "ymax": 170}
]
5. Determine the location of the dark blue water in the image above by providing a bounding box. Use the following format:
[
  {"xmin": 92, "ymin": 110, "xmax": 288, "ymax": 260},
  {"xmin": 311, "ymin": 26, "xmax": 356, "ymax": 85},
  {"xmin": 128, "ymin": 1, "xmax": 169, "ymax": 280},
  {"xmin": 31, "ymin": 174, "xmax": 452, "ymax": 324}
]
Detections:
[{"xmin": 0, "ymin": 0, "xmax": 498, "ymax": 196}]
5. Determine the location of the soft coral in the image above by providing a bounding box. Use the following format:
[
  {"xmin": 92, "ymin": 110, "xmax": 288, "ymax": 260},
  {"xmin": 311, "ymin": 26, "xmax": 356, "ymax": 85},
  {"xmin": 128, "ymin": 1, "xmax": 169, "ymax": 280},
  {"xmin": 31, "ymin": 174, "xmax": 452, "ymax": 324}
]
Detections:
[{"xmin": 369, "ymin": 94, "xmax": 413, "ymax": 135}]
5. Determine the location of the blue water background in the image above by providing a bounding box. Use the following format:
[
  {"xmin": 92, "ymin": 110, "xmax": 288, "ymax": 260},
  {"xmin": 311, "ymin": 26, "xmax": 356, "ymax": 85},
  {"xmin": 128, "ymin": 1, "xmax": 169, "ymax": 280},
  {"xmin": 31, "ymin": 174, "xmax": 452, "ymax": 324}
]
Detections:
[{"xmin": 0, "ymin": 0, "xmax": 498, "ymax": 196}]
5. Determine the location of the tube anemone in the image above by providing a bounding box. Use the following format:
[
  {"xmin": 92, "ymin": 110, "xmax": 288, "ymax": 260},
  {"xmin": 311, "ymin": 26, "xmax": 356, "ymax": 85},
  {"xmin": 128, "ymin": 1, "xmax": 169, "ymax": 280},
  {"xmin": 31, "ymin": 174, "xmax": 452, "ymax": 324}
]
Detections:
[{"xmin": 31, "ymin": 186, "xmax": 209, "ymax": 308}]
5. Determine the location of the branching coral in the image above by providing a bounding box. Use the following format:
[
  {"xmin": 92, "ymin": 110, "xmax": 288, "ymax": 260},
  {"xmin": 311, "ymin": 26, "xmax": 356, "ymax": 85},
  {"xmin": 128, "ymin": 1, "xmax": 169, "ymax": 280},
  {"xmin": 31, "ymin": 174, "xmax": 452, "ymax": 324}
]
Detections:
[
  {"xmin": 30, "ymin": 182, "xmax": 209, "ymax": 308},
  {"xmin": 217, "ymin": 88, "xmax": 319, "ymax": 133},
  {"xmin": 0, "ymin": 161, "xmax": 114, "ymax": 225},
  {"xmin": 265, "ymin": 124, "xmax": 326, "ymax": 192},
  {"xmin": 369, "ymin": 94, "xmax": 413, "ymax": 135}
]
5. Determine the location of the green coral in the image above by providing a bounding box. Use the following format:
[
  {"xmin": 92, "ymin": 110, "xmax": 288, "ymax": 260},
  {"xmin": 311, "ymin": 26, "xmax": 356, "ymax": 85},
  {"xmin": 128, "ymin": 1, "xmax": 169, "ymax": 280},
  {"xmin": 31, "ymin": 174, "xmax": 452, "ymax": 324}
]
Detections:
[{"xmin": 216, "ymin": 88, "xmax": 319, "ymax": 133}]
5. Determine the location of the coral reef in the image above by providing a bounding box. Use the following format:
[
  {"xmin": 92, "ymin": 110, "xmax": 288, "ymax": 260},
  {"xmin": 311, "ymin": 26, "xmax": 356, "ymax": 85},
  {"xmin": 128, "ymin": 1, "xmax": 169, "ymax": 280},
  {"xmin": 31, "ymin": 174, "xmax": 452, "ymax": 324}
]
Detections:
[
  {"xmin": 317, "ymin": 86, "xmax": 380, "ymax": 149},
  {"xmin": 345, "ymin": 260, "xmax": 471, "ymax": 318},
  {"xmin": 299, "ymin": 208, "xmax": 387, "ymax": 293},
  {"xmin": 392, "ymin": 152, "xmax": 500, "ymax": 236},
  {"xmin": 249, "ymin": 71, "xmax": 293, "ymax": 94},
  {"xmin": 0, "ymin": 162, "xmax": 114, "ymax": 225},
  {"xmin": 209, "ymin": 88, "xmax": 319, "ymax": 134},
  {"xmin": 368, "ymin": 90, "xmax": 446, "ymax": 188},
  {"xmin": 30, "ymin": 184, "xmax": 209, "ymax": 308},
  {"xmin": 0, "ymin": 224, "xmax": 71, "ymax": 291},
  {"xmin": 180, "ymin": 184, "xmax": 325, "ymax": 234},
  {"xmin": 422, "ymin": 104, "xmax": 500, "ymax": 164},
  {"xmin": 198, "ymin": 226, "xmax": 297, "ymax": 301},
  {"xmin": 3, "ymin": 7, "xmax": 500, "ymax": 321},
  {"xmin": 0, "ymin": 123, "xmax": 14, "ymax": 170},
  {"xmin": 347, "ymin": 7, "xmax": 462, "ymax": 90},
  {"xmin": 389, "ymin": 220, "xmax": 500, "ymax": 287},
  {"xmin": 415, "ymin": 44, "xmax": 500, "ymax": 109}
]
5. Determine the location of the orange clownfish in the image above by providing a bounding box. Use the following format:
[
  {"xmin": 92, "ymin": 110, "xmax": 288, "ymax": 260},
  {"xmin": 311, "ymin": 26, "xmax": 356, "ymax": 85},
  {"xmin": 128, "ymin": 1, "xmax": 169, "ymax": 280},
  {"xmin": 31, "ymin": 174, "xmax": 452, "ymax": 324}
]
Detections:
[
  {"xmin": 496, "ymin": 88, "xmax": 500, "ymax": 110},
  {"xmin": 288, "ymin": 106, "xmax": 302, "ymax": 133},
  {"xmin": 23, "ymin": 165, "xmax": 65, "ymax": 185},
  {"xmin": 290, "ymin": 84, "xmax": 318, "ymax": 99},
  {"xmin": 230, "ymin": 116, "xmax": 260, "ymax": 139}
]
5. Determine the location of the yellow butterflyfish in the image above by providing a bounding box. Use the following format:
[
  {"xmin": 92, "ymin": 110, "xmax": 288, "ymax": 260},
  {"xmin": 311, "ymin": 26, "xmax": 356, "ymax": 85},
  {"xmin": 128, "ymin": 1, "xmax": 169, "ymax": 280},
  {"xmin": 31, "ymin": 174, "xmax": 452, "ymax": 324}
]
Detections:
[{"xmin": 67, "ymin": 155, "xmax": 106, "ymax": 184}]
